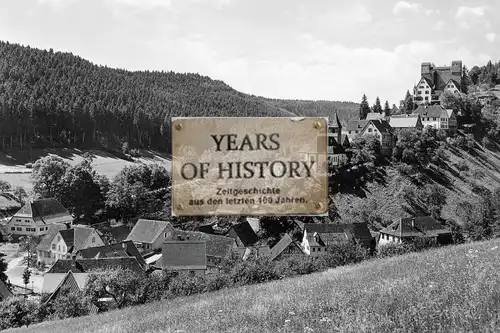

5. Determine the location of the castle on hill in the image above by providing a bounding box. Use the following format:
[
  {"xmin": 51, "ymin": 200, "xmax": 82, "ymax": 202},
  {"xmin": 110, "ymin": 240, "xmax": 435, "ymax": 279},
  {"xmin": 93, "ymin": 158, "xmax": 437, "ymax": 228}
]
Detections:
[{"xmin": 413, "ymin": 61, "xmax": 464, "ymax": 106}]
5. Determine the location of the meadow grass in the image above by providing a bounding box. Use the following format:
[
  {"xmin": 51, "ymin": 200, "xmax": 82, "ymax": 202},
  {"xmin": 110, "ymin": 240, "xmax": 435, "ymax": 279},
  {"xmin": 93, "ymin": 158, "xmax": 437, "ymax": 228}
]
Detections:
[{"xmin": 8, "ymin": 238, "xmax": 500, "ymax": 333}]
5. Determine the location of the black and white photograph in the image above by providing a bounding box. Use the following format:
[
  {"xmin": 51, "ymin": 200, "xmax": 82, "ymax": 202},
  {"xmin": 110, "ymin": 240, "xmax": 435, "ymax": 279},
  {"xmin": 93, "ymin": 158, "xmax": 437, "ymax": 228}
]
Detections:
[{"xmin": 0, "ymin": 0, "xmax": 500, "ymax": 332}]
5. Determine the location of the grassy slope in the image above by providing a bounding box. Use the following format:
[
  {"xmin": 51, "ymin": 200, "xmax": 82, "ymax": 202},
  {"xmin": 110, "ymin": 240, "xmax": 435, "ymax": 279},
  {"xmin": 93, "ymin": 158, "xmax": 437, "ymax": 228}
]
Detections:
[
  {"xmin": 8, "ymin": 238, "xmax": 500, "ymax": 333},
  {"xmin": 334, "ymin": 142, "xmax": 500, "ymax": 225},
  {"xmin": 0, "ymin": 148, "xmax": 171, "ymax": 191}
]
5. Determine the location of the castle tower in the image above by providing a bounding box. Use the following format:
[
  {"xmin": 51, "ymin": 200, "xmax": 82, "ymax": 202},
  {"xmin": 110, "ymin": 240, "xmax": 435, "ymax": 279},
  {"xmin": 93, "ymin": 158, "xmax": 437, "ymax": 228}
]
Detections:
[
  {"xmin": 330, "ymin": 112, "xmax": 342, "ymax": 145},
  {"xmin": 451, "ymin": 60, "xmax": 463, "ymax": 89}
]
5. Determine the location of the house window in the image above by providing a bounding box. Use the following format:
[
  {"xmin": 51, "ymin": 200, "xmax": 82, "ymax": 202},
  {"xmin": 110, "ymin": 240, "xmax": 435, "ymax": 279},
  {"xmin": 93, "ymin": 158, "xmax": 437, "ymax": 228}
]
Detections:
[
  {"xmin": 11, "ymin": 227, "xmax": 15, "ymax": 231},
  {"xmin": 312, "ymin": 248, "xmax": 315, "ymax": 252},
  {"xmin": 58, "ymin": 236, "xmax": 61, "ymax": 242},
  {"xmin": 25, "ymin": 220, "xmax": 29, "ymax": 223},
  {"xmin": 92, "ymin": 237, "xmax": 95, "ymax": 243},
  {"xmin": 17, "ymin": 227, "xmax": 22, "ymax": 231},
  {"xmin": 425, "ymin": 91, "xmax": 429, "ymax": 94},
  {"xmin": 52, "ymin": 244, "xmax": 56, "ymax": 250},
  {"xmin": 368, "ymin": 128, "xmax": 372, "ymax": 132},
  {"xmin": 425, "ymin": 97, "xmax": 428, "ymax": 101},
  {"xmin": 46, "ymin": 227, "xmax": 48, "ymax": 230},
  {"xmin": 40, "ymin": 228, "xmax": 44, "ymax": 231},
  {"xmin": 348, "ymin": 131, "xmax": 352, "ymax": 134},
  {"xmin": 433, "ymin": 118, "xmax": 437, "ymax": 121}
]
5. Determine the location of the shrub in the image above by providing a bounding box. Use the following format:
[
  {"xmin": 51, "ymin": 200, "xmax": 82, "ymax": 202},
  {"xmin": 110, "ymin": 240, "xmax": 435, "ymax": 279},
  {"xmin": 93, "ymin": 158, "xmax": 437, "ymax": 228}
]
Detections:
[
  {"xmin": 0, "ymin": 296, "xmax": 39, "ymax": 330},
  {"xmin": 377, "ymin": 243, "xmax": 413, "ymax": 258},
  {"xmin": 47, "ymin": 287, "xmax": 91, "ymax": 320},
  {"xmin": 324, "ymin": 240, "xmax": 371, "ymax": 268},
  {"xmin": 121, "ymin": 142, "xmax": 130, "ymax": 155}
]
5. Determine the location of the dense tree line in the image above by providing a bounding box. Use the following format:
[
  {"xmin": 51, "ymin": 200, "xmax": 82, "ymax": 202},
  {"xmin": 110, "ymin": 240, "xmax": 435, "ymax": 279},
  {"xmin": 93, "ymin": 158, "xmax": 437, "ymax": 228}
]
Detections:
[{"xmin": 0, "ymin": 41, "xmax": 359, "ymax": 154}]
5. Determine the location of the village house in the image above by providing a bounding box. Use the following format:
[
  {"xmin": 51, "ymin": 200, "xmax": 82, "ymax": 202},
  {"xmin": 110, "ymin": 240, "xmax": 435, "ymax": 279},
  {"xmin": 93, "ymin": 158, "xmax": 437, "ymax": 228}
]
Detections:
[
  {"xmin": 300, "ymin": 222, "xmax": 375, "ymax": 256},
  {"xmin": 235, "ymin": 245, "xmax": 271, "ymax": 261},
  {"xmin": 173, "ymin": 230, "xmax": 237, "ymax": 269},
  {"xmin": 75, "ymin": 240, "xmax": 146, "ymax": 268},
  {"xmin": 413, "ymin": 61, "xmax": 463, "ymax": 105},
  {"xmin": 125, "ymin": 219, "xmax": 174, "ymax": 251},
  {"xmin": 161, "ymin": 240, "xmax": 207, "ymax": 276},
  {"xmin": 36, "ymin": 226, "xmax": 104, "ymax": 266},
  {"xmin": 36, "ymin": 224, "xmax": 68, "ymax": 267},
  {"xmin": 389, "ymin": 114, "xmax": 424, "ymax": 132},
  {"xmin": 5, "ymin": 198, "xmax": 73, "ymax": 237},
  {"xmin": 358, "ymin": 119, "xmax": 395, "ymax": 156},
  {"xmin": 269, "ymin": 233, "xmax": 304, "ymax": 261},
  {"xmin": 412, "ymin": 105, "xmax": 457, "ymax": 133},
  {"xmin": 378, "ymin": 216, "xmax": 453, "ymax": 246},
  {"xmin": 41, "ymin": 257, "xmax": 145, "ymax": 294},
  {"xmin": 0, "ymin": 279, "xmax": 13, "ymax": 301},
  {"xmin": 327, "ymin": 114, "xmax": 349, "ymax": 167},
  {"xmin": 342, "ymin": 119, "xmax": 369, "ymax": 142}
]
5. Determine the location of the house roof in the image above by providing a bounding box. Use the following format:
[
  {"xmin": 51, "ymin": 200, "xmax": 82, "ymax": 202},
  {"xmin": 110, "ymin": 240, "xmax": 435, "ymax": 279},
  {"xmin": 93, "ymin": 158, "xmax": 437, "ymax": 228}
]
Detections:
[
  {"xmin": 226, "ymin": 222, "xmax": 259, "ymax": 247},
  {"xmin": 418, "ymin": 76, "xmax": 434, "ymax": 88},
  {"xmin": 59, "ymin": 227, "xmax": 95, "ymax": 253},
  {"xmin": 94, "ymin": 224, "xmax": 131, "ymax": 245},
  {"xmin": 380, "ymin": 216, "xmax": 451, "ymax": 238},
  {"xmin": 445, "ymin": 79, "xmax": 460, "ymax": 88},
  {"xmin": 412, "ymin": 105, "xmax": 448, "ymax": 118},
  {"xmin": 45, "ymin": 271, "xmax": 89, "ymax": 304},
  {"xmin": 269, "ymin": 234, "xmax": 302, "ymax": 261},
  {"xmin": 446, "ymin": 109, "xmax": 455, "ymax": 118},
  {"xmin": 173, "ymin": 230, "xmax": 236, "ymax": 258},
  {"xmin": 303, "ymin": 222, "xmax": 373, "ymax": 243},
  {"xmin": 41, "ymin": 273, "xmax": 66, "ymax": 294},
  {"xmin": 13, "ymin": 198, "xmax": 72, "ymax": 225},
  {"xmin": 363, "ymin": 119, "xmax": 394, "ymax": 135},
  {"xmin": 162, "ymin": 241, "xmax": 207, "ymax": 270},
  {"xmin": 366, "ymin": 112, "xmax": 386, "ymax": 121},
  {"xmin": 0, "ymin": 279, "xmax": 13, "ymax": 300},
  {"xmin": 36, "ymin": 224, "xmax": 68, "ymax": 252},
  {"xmin": 125, "ymin": 219, "xmax": 173, "ymax": 244},
  {"xmin": 329, "ymin": 113, "xmax": 342, "ymax": 129},
  {"xmin": 346, "ymin": 120, "xmax": 369, "ymax": 132},
  {"xmin": 0, "ymin": 193, "xmax": 22, "ymax": 211},
  {"xmin": 75, "ymin": 240, "xmax": 146, "ymax": 267},
  {"xmin": 46, "ymin": 257, "xmax": 145, "ymax": 275},
  {"xmin": 389, "ymin": 115, "xmax": 422, "ymax": 128}
]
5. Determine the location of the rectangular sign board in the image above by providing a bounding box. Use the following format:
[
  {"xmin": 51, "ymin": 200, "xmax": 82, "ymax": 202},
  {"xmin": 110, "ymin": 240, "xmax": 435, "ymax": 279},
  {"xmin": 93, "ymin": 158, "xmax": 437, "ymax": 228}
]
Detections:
[{"xmin": 171, "ymin": 117, "xmax": 328, "ymax": 216}]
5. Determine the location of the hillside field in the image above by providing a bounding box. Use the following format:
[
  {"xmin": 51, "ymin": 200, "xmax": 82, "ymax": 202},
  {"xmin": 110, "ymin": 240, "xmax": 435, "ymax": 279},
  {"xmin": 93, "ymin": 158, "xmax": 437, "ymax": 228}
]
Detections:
[
  {"xmin": 7, "ymin": 238, "xmax": 500, "ymax": 333},
  {"xmin": 333, "ymin": 141, "xmax": 500, "ymax": 225},
  {"xmin": 0, "ymin": 148, "xmax": 172, "ymax": 191}
]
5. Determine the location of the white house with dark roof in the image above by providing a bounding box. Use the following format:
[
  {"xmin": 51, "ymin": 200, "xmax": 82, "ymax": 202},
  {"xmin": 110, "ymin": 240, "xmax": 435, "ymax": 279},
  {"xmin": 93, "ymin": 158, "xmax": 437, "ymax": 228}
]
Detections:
[
  {"xmin": 378, "ymin": 216, "xmax": 453, "ymax": 246},
  {"xmin": 125, "ymin": 219, "xmax": 174, "ymax": 251},
  {"xmin": 413, "ymin": 61, "xmax": 463, "ymax": 105},
  {"xmin": 359, "ymin": 119, "xmax": 395, "ymax": 156},
  {"xmin": 269, "ymin": 234, "xmax": 304, "ymax": 261},
  {"xmin": 342, "ymin": 119, "xmax": 369, "ymax": 142},
  {"xmin": 36, "ymin": 226, "xmax": 104, "ymax": 266},
  {"xmin": 6, "ymin": 198, "xmax": 73, "ymax": 236},
  {"xmin": 412, "ymin": 105, "xmax": 457, "ymax": 132}
]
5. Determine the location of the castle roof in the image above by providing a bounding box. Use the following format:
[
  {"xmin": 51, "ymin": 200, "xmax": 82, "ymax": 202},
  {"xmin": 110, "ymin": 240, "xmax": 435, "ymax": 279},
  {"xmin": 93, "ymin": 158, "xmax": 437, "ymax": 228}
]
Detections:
[
  {"xmin": 412, "ymin": 105, "xmax": 449, "ymax": 118},
  {"xmin": 389, "ymin": 115, "xmax": 422, "ymax": 129}
]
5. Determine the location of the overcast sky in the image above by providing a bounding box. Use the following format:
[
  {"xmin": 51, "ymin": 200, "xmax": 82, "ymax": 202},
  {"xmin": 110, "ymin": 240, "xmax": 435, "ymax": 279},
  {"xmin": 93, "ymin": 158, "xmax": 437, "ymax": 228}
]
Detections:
[{"xmin": 1, "ymin": 0, "xmax": 499, "ymax": 105}]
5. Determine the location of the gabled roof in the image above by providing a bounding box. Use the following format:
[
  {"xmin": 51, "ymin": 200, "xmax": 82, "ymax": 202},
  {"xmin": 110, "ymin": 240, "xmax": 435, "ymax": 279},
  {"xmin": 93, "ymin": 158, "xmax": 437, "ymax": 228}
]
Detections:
[
  {"xmin": 0, "ymin": 279, "xmax": 13, "ymax": 300},
  {"xmin": 226, "ymin": 222, "xmax": 259, "ymax": 247},
  {"xmin": 380, "ymin": 216, "xmax": 451, "ymax": 238},
  {"xmin": 125, "ymin": 219, "xmax": 173, "ymax": 244},
  {"xmin": 418, "ymin": 76, "xmax": 434, "ymax": 88},
  {"xmin": 269, "ymin": 234, "xmax": 303, "ymax": 261},
  {"xmin": 162, "ymin": 241, "xmax": 207, "ymax": 270},
  {"xmin": 45, "ymin": 271, "xmax": 89, "ymax": 304},
  {"xmin": 46, "ymin": 257, "xmax": 145, "ymax": 275},
  {"xmin": 389, "ymin": 115, "xmax": 422, "ymax": 128},
  {"xmin": 366, "ymin": 112, "xmax": 385, "ymax": 121},
  {"xmin": 59, "ymin": 227, "xmax": 95, "ymax": 253},
  {"xmin": 13, "ymin": 198, "xmax": 72, "ymax": 225},
  {"xmin": 412, "ymin": 105, "xmax": 448, "ymax": 118},
  {"xmin": 75, "ymin": 240, "xmax": 146, "ymax": 267},
  {"xmin": 362, "ymin": 119, "xmax": 394, "ymax": 135},
  {"xmin": 445, "ymin": 79, "xmax": 460, "ymax": 89},
  {"xmin": 329, "ymin": 113, "xmax": 342, "ymax": 129},
  {"xmin": 173, "ymin": 230, "xmax": 237, "ymax": 258},
  {"xmin": 303, "ymin": 222, "xmax": 373, "ymax": 244},
  {"xmin": 346, "ymin": 120, "xmax": 369, "ymax": 132},
  {"xmin": 36, "ymin": 224, "xmax": 68, "ymax": 252}
]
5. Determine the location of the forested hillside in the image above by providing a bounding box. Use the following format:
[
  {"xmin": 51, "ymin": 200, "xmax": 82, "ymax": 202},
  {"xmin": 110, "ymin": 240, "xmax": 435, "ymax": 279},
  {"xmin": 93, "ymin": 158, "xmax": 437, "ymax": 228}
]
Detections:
[{"xmin": 0, "ymin": 41, "xmax": 356, "ymax": 154}]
